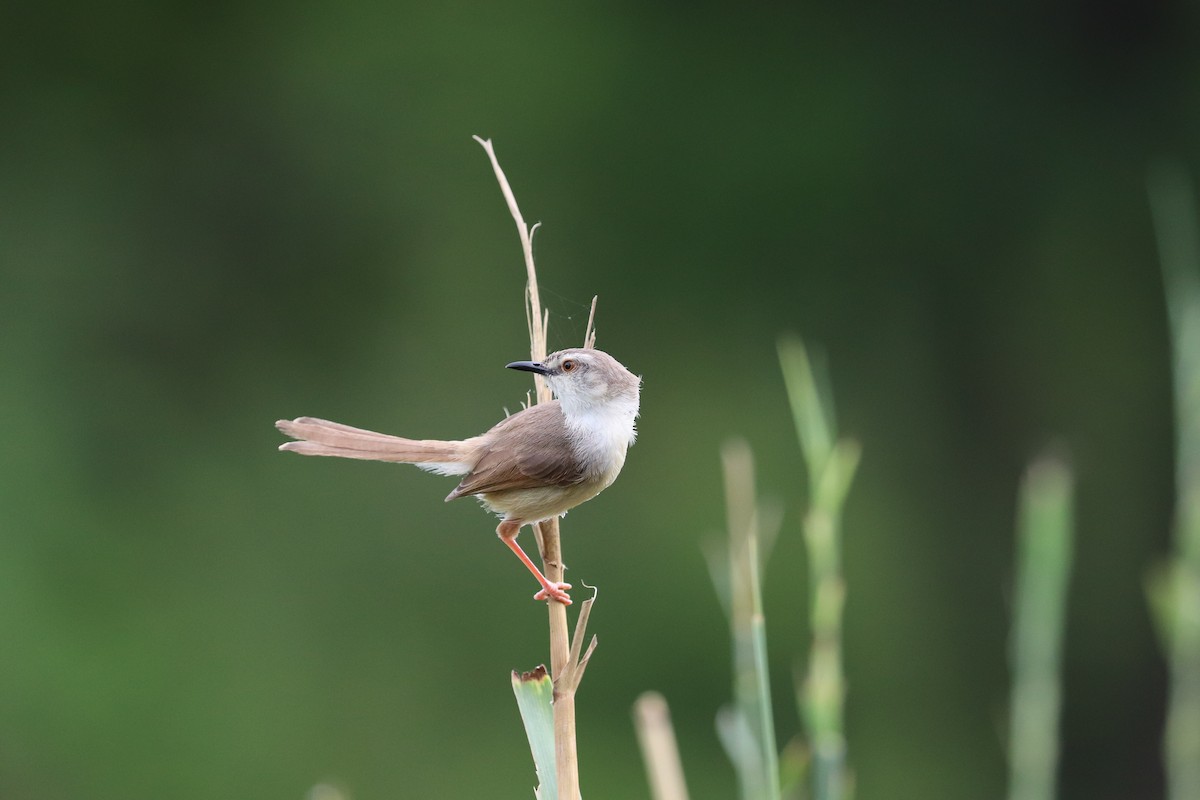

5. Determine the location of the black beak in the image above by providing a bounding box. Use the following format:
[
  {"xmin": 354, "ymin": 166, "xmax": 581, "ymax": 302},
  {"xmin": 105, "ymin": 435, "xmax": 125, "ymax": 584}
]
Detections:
[{"xmin": 506, "ymin": 360, "xmax": 550, "ymax": 375}]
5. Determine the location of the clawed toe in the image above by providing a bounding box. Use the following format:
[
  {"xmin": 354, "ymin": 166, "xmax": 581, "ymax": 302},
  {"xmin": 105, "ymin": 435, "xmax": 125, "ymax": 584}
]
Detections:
[{"xmin": 533, "ymin": 581, "xmax": 573, "ymax": 605}]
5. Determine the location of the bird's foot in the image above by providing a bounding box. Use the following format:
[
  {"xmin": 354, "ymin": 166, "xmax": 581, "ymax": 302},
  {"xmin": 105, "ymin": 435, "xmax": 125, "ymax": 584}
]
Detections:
[{"xmin": 533, "ymin": 581, "xmax": 573, "ymax": 605}]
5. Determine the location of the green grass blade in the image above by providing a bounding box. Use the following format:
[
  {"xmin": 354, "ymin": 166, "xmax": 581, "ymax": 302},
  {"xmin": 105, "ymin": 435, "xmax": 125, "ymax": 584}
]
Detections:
[
  {"xmin": 717, "ymin": 440, "xmax": 781, "ymax": 800},
  {"xmin": 778, "ymin": 336, "xmax": 834, "ymax": 487},
  {"xmin": 1148, "ymin": 162, "xmax": 1200, "ymax": 800},
  {"xmin": 779, "ymin": 336, "xmax": 858, "ymax": 800},
  {"xmin": 513, "ymin": 667, "xmax": 558, "ymax": 800},
  {"xmin": 1007, "ymin": 457, "xmax": 1074, "ymax": 800},
  {"xmin": 749, "ymin": 535, "xmax": 782, "ymax": 800}
]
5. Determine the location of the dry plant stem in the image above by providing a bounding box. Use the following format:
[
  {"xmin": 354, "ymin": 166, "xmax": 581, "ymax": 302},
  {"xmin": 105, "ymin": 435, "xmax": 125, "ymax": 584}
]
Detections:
[
  {"xmin": 634, "ymin": 692, "xmax": 691, "ymax": 800},
  {"xmin": 540, "ymin": 517, "xmax": 575, "ymax": 793},
  {"xmin": 475, "ymin": 135, "xmax": 595, "ymax": 800},
  {"xmin": 584, "ymin": 296, "xmax": 598, "ymax": 350}
]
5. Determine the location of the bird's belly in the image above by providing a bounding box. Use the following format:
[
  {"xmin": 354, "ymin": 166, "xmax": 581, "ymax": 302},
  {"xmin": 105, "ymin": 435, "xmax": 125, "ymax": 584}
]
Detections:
[{"xmin": 479, "ymin": 478, "xmax": 610, "ymax": 524}]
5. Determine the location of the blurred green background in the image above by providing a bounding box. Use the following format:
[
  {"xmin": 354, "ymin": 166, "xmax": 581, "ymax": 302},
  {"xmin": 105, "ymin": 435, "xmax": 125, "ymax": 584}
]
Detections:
[{"xmin": 2, "ymin": 1, "xmax": 1196, "ymax": 798}]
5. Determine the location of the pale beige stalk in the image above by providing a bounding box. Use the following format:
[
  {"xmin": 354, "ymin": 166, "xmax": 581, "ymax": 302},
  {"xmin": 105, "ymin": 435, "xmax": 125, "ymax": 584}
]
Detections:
[
  {"xmin": 474, "ymin": 135, "xmax": 597, "ymax": 800},
  {"xmin": 634, "ymin": 692, "xmax": 691, "ymax": 800}
]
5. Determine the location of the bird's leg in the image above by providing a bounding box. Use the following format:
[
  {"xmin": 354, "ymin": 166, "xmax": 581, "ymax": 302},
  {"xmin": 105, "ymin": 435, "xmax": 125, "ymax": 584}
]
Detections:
[{"xmin": 497, "ymin": 520, "xmax": 572, "ymax": 605}]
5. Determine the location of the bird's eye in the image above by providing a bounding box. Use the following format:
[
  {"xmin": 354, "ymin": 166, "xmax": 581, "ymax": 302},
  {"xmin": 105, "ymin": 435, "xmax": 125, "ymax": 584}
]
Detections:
[{"xmin": 561, "ymin": 359, "xmax": 577, "ymax": 372}]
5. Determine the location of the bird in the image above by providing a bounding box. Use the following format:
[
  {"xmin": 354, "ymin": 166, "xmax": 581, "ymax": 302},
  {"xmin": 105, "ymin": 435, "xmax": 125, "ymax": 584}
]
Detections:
[{"xmin": 276, "ymin": 347, "xmax": 640, "ymax": 605}]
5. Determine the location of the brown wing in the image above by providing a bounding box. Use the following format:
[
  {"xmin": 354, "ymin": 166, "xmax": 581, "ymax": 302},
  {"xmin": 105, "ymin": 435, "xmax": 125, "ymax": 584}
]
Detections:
[{"xmin": 445, "ymin": 401, "xmax": 586, "ymax": 500}]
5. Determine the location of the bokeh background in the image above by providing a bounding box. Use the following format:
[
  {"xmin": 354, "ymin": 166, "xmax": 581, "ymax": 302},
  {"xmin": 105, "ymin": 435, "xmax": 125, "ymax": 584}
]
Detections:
[{"xmin": 3, "ymin": 2, "xmax": 1198, "ymax": 798}]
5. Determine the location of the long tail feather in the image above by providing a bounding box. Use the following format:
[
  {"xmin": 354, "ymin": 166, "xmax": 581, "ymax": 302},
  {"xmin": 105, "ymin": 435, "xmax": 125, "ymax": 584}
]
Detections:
[{"xmin": 276, "ymin": 417, "xmax": 476, "ymax": 472}]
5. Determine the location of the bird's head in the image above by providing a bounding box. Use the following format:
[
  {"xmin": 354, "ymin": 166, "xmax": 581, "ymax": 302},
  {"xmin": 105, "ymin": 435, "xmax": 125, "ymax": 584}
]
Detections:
[{"xmin": 507, "ymin": 348, "xmax": 640, "ymax": 417}]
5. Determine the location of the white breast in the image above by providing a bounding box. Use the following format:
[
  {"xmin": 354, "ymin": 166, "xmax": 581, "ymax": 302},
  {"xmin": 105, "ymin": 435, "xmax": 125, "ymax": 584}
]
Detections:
[{"xmin": 563, "ymin": 395, "xmax": 639, "ymax": 483}]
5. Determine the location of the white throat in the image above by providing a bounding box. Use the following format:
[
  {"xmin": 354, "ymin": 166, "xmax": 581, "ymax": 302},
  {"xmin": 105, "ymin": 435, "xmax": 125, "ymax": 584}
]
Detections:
[{"xmin": 559, "ymin": 394, "xmax": 639, "ymax": 477}]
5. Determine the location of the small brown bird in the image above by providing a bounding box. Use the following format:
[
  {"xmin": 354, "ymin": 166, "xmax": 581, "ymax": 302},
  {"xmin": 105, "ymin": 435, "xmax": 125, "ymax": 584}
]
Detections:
[{"xmin": 276, "ymin": 348, "xmax": 640, "ymax": 604}]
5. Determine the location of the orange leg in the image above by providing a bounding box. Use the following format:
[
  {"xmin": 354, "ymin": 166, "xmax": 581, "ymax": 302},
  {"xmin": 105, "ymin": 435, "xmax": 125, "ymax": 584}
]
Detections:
[{"xmin": 497, "ymin": 520, "xmax": 572, "ymax": 605}]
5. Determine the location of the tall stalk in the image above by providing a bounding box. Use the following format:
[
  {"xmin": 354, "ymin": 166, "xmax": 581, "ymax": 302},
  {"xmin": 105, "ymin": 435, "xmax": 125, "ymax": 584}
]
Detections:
[
  {"xmin": 1148, "ymin": 164, "xmax": 1200, "ymax": 800},
  {"xmin": 475, "ymin": 137, "xmax": 599, "ymax": 800},
  {"xmin": 1006, "ymin": 458, "xmax": 1074, "ymax": 800},
  {"xmin": 717, "ymin": 439, "xmax": 781, "ymax": 800},
  {"xmin": 778, "ymin": 336, "xmax": 860, "ymax": 800}
]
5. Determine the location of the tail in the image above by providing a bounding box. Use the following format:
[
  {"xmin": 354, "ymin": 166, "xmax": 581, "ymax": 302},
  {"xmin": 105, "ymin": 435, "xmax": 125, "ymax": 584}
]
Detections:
[{"xmin": 275, "ymin": 417, "xmax": 476, "ymax": 476}]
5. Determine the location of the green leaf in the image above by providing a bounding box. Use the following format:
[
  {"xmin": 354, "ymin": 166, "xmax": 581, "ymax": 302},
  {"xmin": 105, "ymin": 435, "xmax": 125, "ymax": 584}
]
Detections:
[{"xmin": 512, "ymin": 666, "xmax": 557, "ymax": 800}]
